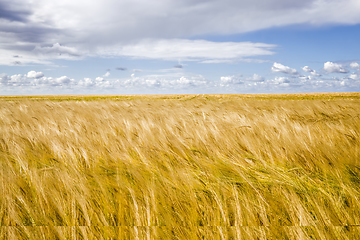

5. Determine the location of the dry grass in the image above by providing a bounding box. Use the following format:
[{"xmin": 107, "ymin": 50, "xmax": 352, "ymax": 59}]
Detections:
[{"xmin": 0, "ymin": 93, "xmax": 360, "ymax": 239}]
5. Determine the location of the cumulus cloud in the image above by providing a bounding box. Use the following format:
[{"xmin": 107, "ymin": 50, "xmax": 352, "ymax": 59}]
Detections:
[
  {"xmin": 78, "ymin": 77, "xmax": 112, "ymax": 88},
  {"xmin": 302, "ymin": 66, "xmax": 312, "ymax": 72},
  {"xmin": 34, "ymin": 76, "xmax": 75, "ymax": 86},
  {"xmin": 247, "ymin": 74, "xmax": 264, "ymax": 82},
  {"xmin": 78, "ymin": 78, "xmax": 94, "ymax": 87},
  {"xmin": 120, "ymin": 73, "xmax": 210, "ymax": 89},
  {"xmin": 270, "ymin": 77, "xmax": 290, "ymax": 84},
  {"xmin": 350, "ymin": 62, "xmax": 360, "ymax": 69},
  {"xmin": 103, "ymin": 72, "xmax": 110, "ymax": 77},
  {"xmin": 9, "ymin": 74, "xmax": 29, "ymax": 85},
  {"xmin": 349, "ymin": 73, "xmax": 360, "ymax": 80},
  {"xmin": 221, "ymin": 74, "xmax": 264, "ymax": 84},
  {"xmin": 271, "ymin": 62, "xmax": 297, "ymax": 74},
  {"xmin": 0, "ymin": 72, "xmax": 75, "ymax": 88},
  {"xmin": 1, "ymin": 69, "xmax": 360, "ymax": 94},
  {"xmin": 324, "ymin": 61, "xmax": 348, "ymax": 73},
  {"xmin": 220, "ymin": 75, "xmax": 243, "ymax": 85},
  {"xmin": 302, "ymin": 66, "xmax": 321, "ymax": 76},
  {"xmin": 55, "ymin": 76, "xmax": 72, "ymax": 85},
  {"xmin": 27, "ymin": 70, "xmax": 44, "ymax": 79}
]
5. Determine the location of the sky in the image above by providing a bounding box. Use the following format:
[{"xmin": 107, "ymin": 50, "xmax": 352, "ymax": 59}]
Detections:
[{"xmin": 1, "ymin": 0, "xmax": 360, "ymax": 95}]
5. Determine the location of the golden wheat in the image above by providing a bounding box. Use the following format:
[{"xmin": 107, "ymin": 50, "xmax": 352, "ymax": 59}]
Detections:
[{"xmin": 0, "ymin": 93, "xmax": 360, "ymax": 239}]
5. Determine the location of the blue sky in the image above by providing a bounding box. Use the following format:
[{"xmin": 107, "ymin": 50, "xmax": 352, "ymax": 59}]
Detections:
[{"xmin": 1, "ymin": 0, "xmax": 360, "ymax": 95}]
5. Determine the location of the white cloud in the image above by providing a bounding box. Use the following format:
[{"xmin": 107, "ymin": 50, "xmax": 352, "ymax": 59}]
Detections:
[
  {"xmin": 271, "ymin": 62, "xmax": 297, "ymax": 74},
  {"xmin": 77, "ymin": 77, "xmax": 112, "ymax": 88},
  {"xmin": 200, "ymin": 59, "xmax": 236, "ymax": 64},
  {"xmin": 103, "ymin": 72, "xmax": 110, "ymax": 77},
  {"xmin": 27, "ymin": 71, "xmax": 44, "ymax": 79},
  {"xmin": 106, "ymin": 39, "xmax": 276, "ymax": 62},
  {"xmin": 10, "ymin": 74, "xmax": 27, "ymax": 84},
  {"xmin": 350, "ymin": 62, "xmax": 360, "ymax": 69},
  {"xmin": 121, "ymin": 73, "xmax": 210, "ymax": 89},
  {"xmin": 0, "ymin": 0, "xmax": 360, "ymax": 67},
  {"xmin": 33, "ymin": 76, "xmax": 74, "ymax": 86},
  {"xmin": 0, "ymin": 38, "xmax": 276, "ymax": 65},
  {"xmin": 221, "ymin": 74, "xmax": 265, "ymax": 84},
  {"xmin": 247, "ymin": 74, "xmax": 264, "ymax": 82},
  {"xmin": 164, "ymin": 75, "xmax": 209, "ymax": 88},
  {"xmin": 349, "ymin": 73, "xmax": 360, "ymax": 80},
  {"xmin": 302, "ymin": 66, "xmax": 312, "ymax": 72},
  {"xmin": 78, "ymin": 78, "xmax": 94, "ymax": 87},
  {"xmin": 26, "ymin": 0, "xmax": 360, "ymax": 44},
  {"xmin": 56, "ymin": 76, "xmax": 72, "ymax": 84},
  {"xmin": 2, "ymin": 0, "xmax": 360, "ymax": 68},
  {"xmin": 220, "ymin": 75, "xmax": 243, "ymax": 85},
  {"xmin": 270, "ymin": 77, "xmax": 290, "ymax": 84},
  {"xmin": 302, "ymin": 66, "xmax": 321, "ymax": 76},
  {"xmin": 2, "ymin": 68, "xmax": 360, "ymax": 94},
  {"xmin": 324, "ymin": 61, "xmax": 348, "ymax": 73}
]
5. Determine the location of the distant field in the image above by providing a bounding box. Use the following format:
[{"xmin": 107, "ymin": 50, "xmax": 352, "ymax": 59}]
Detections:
[
  {"xmin": 1, "ymin": 92, "xmax": 360, "ymax": 101},
  {"xmin": 1, "ymin": 93, "xmax": 360, "ymax": 239}
]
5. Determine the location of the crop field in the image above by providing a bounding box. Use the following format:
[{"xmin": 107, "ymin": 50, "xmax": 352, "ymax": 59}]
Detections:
[{"xmin": 0, "ymin": 93, "xmax": 360, "ymax": 239}]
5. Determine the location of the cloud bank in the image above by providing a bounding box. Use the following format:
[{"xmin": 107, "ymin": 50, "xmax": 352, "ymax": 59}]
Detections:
[
  {"xmin": 1, "ymin": 62, "xmax": 360, "ymax": 95},
  {"xmin": 1, "ymin": 0, "xmax": 360, "ymax": 65}
]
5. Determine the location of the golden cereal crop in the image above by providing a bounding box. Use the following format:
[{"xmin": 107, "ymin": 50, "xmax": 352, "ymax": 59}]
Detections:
[{"xmin": 0, "ymin": 93, "xmax": 360, "ymax": 239}]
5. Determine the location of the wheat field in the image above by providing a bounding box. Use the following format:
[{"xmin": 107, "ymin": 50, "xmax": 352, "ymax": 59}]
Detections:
[{"xmin": 0, "ymin": 93, "xmax": 360, "ymax": 239}]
